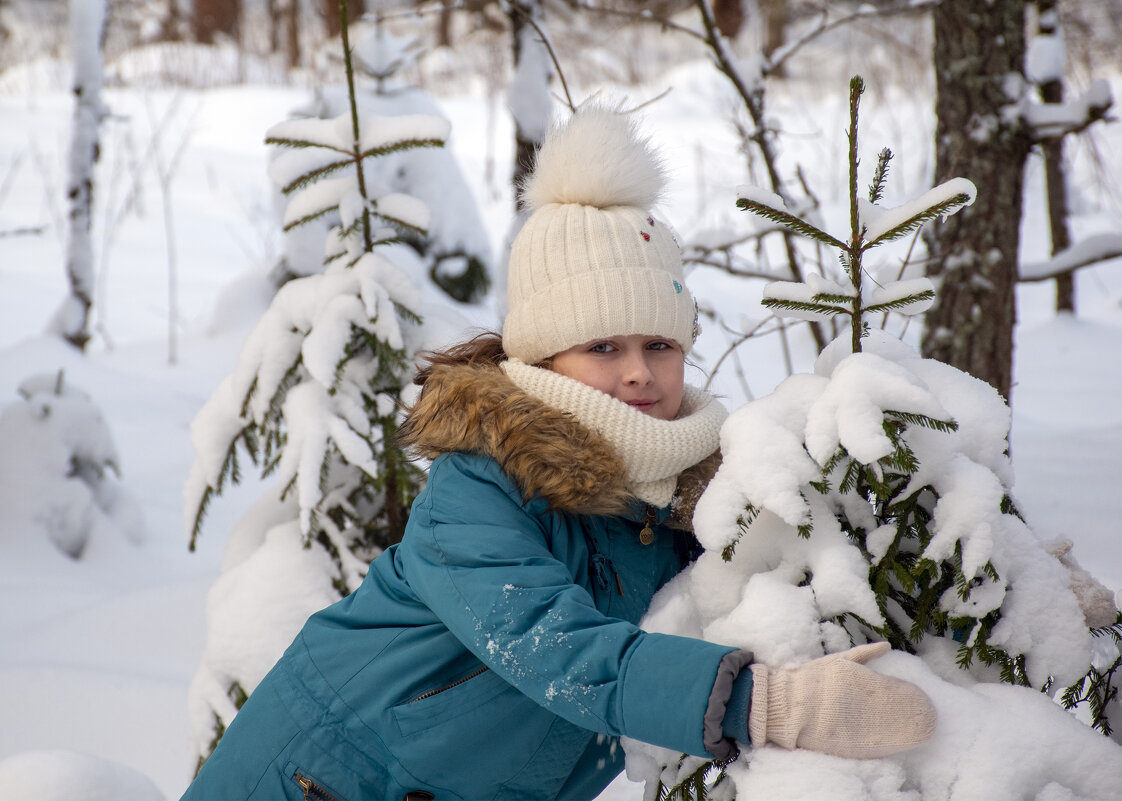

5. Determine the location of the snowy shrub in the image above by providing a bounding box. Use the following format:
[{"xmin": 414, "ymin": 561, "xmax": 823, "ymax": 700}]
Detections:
[
  {"xmin": 0, "ymin": 371, "xmax": 143, "ymax": 559},
  {"xmin": 624, "ymin": 77, "xmax": 1122, "ymax": 801}
]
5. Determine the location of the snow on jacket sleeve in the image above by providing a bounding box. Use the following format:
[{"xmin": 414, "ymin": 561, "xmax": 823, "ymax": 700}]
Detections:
[{"xmin": 399, "ymin": 453, "xmax": 741, "ymax": 759}]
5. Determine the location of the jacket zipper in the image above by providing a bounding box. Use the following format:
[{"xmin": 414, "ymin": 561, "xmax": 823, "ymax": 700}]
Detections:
[
  {"xmin": 408, "ymin": 665, "xmax": 489, "ymax": 704},
  {"xmin": 294, "ymin": 773, "xmax": 344, "ymax": 801}
]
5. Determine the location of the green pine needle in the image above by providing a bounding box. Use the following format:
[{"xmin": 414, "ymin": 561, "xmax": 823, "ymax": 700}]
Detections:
[
  {"xmin": 264, "ymin": 135, "xmax": 353, "ymax": 154},
  {"xmin": 371, "ymin": 208, "xmax": 428, "ymax": 237},
  {"xmin": 282, "ymin": 207, "xmax": 337, "ymax": 233},
  {"xmin": 359, "ymin": 137, "xmax": 446, "ymax": 162},
  {"xmin": 863, "ymin": 289, "xmax": 936, "ymax": 315},
  {"xmin": 761, "ymin": 297, "xmax": 852, "ymax": 317},
  {"xmin": 737, "ymin": 197, "xmax": 849, "ymax": 250},
  {"xmin": 278, "ymin": 157, "xmax": 355, "ymax": 195},
  {"xmin": 863, "ymin": 192, "xmax": 973, "ymax": 248},
  {"xmin": 868, "ymin": 148, "xmax": 893, "ymax": 204}
]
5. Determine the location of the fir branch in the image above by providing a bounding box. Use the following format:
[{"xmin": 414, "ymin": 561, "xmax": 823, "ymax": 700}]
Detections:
[
  {"xmin": 737, "ymin": 197, "xmax": 849, "ymax": 250},
  {"xmin": 358, "ymin": 137, "xmax": 447, "ymax": 162},
  {"xmin": 848, "ymin": 75, "xmax": 864, "ymax": 252},
  {"xmin": 761, "ymin": 297, "xmax": 852, "ymax": 317},
  {"xmin": 884, "ymin": 409, "xmax": 959, "ymax": 433},
  {"xmin": 370, "ymin": 207, "xmax": 428, "ymax": 237},
  {"xmin": 862, "ymin": 288, "xmax": 936, "ymax": 315},
  {"xmin": 188, "ymin": 485, "xmax": 215, "ymax": 552},
  {"xmin": 655, "ymin": 756, "xmax": 729, "ymax": 801},
  {"xmin": 809, "ymin": 477, "xmax": 831, "ymax": 495},
  {"xmin": 839, "ymin": 458, "xmax": 862, "ymax": 494},
  {"xmin": 392, "ymin": 300, "xmax": 423, "ymax": 326},
  {"xmin": 263, "ymin": 135, "xmax": 353, "ymax": 156},
  {"xmin": 811, "ymin": 292, "xmax": 857, "ymax": 305},
  {"xmin": 862, "ymin": 192, "xmax": 973, "ymax": 248},
  {"xmin": 722, "ymin": 503, "xmax": 759, "ymax": 561},
  {"xmin": 277, "ymin": 157, "xmax": 356, "ymax": 195},
  {"xmin": 282, "ymin": 206, "xmax": 337, "ymax": 233},
  {"xmin": 820, "ymin": 445, "xmax": 850, "ymax": 477},
  {"xmin": 1001, "ymin": 494, "xmax": 1025, "ymax": 520},
  {"xmin": 868, "ymin": 148, "xmax": 893, "ymax": 204},
  {"xmin": 188, "ymin": 437, "xmax": 245, "ymax": 550}
]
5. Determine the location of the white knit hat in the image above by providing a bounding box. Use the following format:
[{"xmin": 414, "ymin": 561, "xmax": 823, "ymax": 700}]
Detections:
[{"xmin": 502, "ymin": 107, "xmax": 697, "ymax": 365}]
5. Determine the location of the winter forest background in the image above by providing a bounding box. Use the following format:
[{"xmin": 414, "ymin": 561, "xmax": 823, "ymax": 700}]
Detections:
[{"xmin": 1, "ymin": 0, "xmax": 1122, "ymax": 799}]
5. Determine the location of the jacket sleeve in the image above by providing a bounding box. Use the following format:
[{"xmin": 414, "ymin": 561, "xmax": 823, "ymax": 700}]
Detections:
[{"xmin": 399, "ymin": 452, "xmax": 744, "ymax": 759}]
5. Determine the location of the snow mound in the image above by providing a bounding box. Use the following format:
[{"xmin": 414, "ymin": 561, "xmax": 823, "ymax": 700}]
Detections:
[{"xmin": 0, "ymin": 750, "xmax": 165, "ymax": 801}]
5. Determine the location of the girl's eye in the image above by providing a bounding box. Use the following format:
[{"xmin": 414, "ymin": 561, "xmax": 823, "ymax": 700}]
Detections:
[
  {"xmin": 647, "ymin": 341, "xmax": 672, "ymax": 351},
  {"xmin": 589, "ymin": 342, "xmax": 616, "ymax": 354}
]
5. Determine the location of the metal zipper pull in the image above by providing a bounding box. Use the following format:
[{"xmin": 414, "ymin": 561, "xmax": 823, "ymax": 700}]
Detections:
[{"xmin": 639, "ymin": 505, "xmax": 656, "ymax": 546}]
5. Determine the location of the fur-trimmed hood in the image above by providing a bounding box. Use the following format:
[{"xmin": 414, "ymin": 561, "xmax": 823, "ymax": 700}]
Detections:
[{"xmin": 400, "ymin": 361, "xmax": 720, "ymax": 528}]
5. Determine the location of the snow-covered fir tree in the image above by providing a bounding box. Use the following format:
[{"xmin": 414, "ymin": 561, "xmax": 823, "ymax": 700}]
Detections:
[
  {"xmin": 624, "ymin": 77, "xmax": 1122, "ymax": 801},
  {"xmin": 181, "ymin": 1, "xmax": 487, "ymax": 769},
  {"xmin": 269, "ymin": 20, "xmax": 493, "ymax": 304}
]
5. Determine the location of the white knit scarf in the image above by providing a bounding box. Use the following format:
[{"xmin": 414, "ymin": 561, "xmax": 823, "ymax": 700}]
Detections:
[{"xmin": 501, "ymin": 358, "xmax": 727, "ymax": 508}]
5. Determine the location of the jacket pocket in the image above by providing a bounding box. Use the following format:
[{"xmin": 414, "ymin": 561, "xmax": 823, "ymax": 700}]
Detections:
[
  {"xmin": 289, "ymin": 766, "xmax": 349, "ymax": 801},
  {"xmin": 391, "ymin": 664, "xmax": 508, "ymax": 736},
  {"xmin": 387, "ymin": 667, "xmax": 555, "ymax": 798}
]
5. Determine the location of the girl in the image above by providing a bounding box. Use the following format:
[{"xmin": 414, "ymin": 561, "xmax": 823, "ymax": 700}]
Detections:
[{"xmin": 182, "ymin": 107, "xmax": 934, "ymax": 801}]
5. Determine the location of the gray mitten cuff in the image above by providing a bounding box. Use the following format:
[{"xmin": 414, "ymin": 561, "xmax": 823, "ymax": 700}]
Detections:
[{"xmin": 702, "ymin": 650, "xmax": 754, "ymax": 762}]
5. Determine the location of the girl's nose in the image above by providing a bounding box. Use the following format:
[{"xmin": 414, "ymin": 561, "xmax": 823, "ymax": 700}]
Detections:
[{"xmin": 622, "ymin": 352, "xmax": 654, "ymax": 385}]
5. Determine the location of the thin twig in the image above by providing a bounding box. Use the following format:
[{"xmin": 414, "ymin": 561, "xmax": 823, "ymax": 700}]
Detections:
[
  {"xmin": 512, "ymin": 5, "xmax": 575, "ymax": 113},
  {"xmin": 564, "ymin": 0, "xmax": 706, "ymax": 42},
  {"xmin": 0, "ymin": 225, "xmax": 46, "ymax": 238},
  {"xmin": 703, "ymin": 314, "xmax": 780, "ymax": 391}
]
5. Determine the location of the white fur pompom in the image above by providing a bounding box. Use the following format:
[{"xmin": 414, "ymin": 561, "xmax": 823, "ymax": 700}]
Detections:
[{"xmin": 521, "ymin": 106, "xmax": 667, "ymax": 212}]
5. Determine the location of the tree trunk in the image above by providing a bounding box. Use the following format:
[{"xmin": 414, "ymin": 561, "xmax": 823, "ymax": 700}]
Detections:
[
  {"xmin": 713, "ymin": 0, "xmax": 744, "ymax": 38},
  {"xmin": 921, "ymin": 0, "xmax": 1031, "ymax": 402},
  {"xmin": 762, "ymin": 0, "xmax": 788, "ymax": 60},
  {"xmin": 159, "ymin": 0, "xmax": 184, "ymax": 41},
  {"xmin": 193, "ymin": 0, "xmax": 240, "ymax": 44},
  {"xmin": 321, "ymin": 0, "xmax": 364, "ymax": 39},
  {"xmin": 284, "ymin": 0, "xmax": 301, "ymax": 68},
  {"xmin": 58, "ymin": 0, "xmax": 108, "ymax": 351},
  {"xmin": 1036, "ymin": 0, "xmax": 1075, "ymax": 313},
  {"xmin": 508, "ymin": 0, "xmax": 541, "ymax": 212}
]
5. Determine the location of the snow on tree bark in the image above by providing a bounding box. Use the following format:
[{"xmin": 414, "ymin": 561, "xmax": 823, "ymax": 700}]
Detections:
[
  {"xmin": 55, "ymin": 0, "xmax": 107, "ymax": 352},
  {"xmin": 921, "ymin": 0, "xmax": 1030, "ymax": 402},
  {"xmin": 507, "ymin": 1, "xmax": 549, "ymax": 211},
  {"xmin": 1031, "ymin": 0, "xmax": 1074, "ymax": 313}
]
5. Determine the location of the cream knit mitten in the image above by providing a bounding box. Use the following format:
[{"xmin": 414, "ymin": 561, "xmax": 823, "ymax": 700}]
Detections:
[{"xmin": 748, "ymin": 642, "xmax": 936, "ymax": 759}]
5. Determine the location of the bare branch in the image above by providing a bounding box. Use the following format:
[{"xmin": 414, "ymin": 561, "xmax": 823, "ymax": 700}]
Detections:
[
  {"xmin": 768, "ymin": 1, "xmax": 939, "ymax": 75},
  {"xmin": 563, "ymin": 0, "xmax": 706, "ymax": 42},
  {"xmin": 1020, "ymin": 233, "xmax": 1122, "ymax": 282},
  {"xmin": 512, "ymin": 5, "xmax": 576, "ymax": 113}
]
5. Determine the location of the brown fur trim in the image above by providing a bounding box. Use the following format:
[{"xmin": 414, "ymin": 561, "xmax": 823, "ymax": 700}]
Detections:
[
  {"xmin": 666, "ymin": 450, "xmax": 722, "ymax": 531},
  {"xmin": 401, "ymin": 362, "xmax": 634, "ymax": 516},
  {"xmin": 401, "ymin": 360, "xmax": 719, "ymax": 526}
]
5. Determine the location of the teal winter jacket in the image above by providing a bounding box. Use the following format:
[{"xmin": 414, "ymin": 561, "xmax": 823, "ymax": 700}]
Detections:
[{"xmin": 182, "ymin": 360, "xmax": 746, "ymax": 801}]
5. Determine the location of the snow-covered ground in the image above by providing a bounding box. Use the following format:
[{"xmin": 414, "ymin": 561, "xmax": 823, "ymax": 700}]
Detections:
[{"xmin": 1, "ymin": 40, "xmax": 1120, "ymax": 801}]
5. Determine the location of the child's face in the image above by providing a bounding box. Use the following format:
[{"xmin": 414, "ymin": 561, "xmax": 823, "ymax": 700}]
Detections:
[{"xmin": 549, "ymin": 335, "xmax": 685, "ymax": 420}]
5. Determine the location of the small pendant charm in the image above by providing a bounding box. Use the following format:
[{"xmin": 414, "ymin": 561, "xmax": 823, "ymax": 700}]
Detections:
[{"xmin": 639, "ymin": 506, "xmax": 656, "ymax": 545}]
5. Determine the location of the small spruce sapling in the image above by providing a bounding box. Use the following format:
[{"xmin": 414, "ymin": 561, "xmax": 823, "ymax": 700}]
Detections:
[
  {"xmin": 185, "ymin": 2, "xmax": 448, "ymax": 567},
  {"xmin": 626, "ymin": 76, "xmax": 1116, "ymax": 801},
  {"xmin": 183, "ymin": 0, "xmax": 451, "ymax": 770},
  {"xmin": 269, "ymin": 22, "xmax": 492, "ymax": 304}
]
